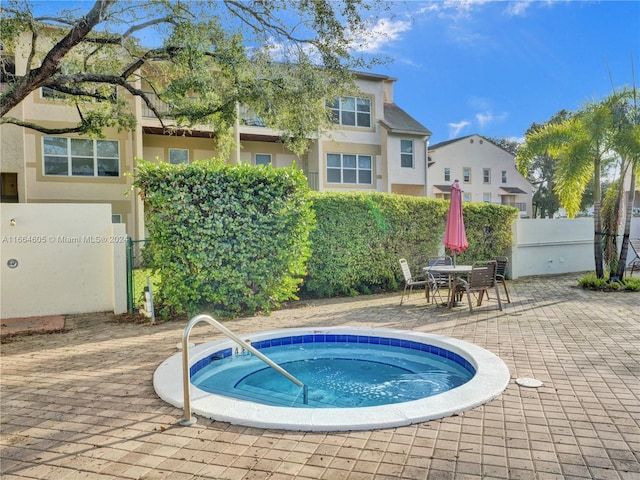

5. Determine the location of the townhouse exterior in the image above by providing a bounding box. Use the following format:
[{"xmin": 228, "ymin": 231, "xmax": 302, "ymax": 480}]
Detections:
[
  {"xmin": 1, "ymin": 49, "xmax": 435, "ymax": 240},
  {"xmin": 428, "ymin": 135, "xmax": 533, "ymax": 218}
]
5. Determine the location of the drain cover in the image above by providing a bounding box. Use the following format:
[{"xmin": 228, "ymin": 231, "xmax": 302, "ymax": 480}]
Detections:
[{"xmin": 516, "ymin": 377, "xmax": 543, "ymax": 388}]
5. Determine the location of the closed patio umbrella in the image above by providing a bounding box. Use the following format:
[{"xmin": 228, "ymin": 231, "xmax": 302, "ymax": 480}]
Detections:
[{"xmin": 444, "ymin": 180, "xmax": 468, "ymax": 266}]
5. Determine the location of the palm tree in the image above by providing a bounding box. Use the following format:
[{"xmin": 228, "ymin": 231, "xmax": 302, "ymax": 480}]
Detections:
[
  {"xmin": 517, "ymin": 99, "xmax": 617, "ymax": 279},
  {"xmin": 608, "ymin": 88, "xmax": 640, "ymax": 279}
]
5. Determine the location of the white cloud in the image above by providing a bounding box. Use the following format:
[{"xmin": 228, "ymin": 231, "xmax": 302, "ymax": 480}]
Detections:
[
  {"xmin": 448, "ymin": 120, "xmax": 471, "ymax": 138},
  {"xmin": 476, "ymin": 111, "xmax": 509, "ymax": 128},
  {"xmin": 348, "ymin": 17, "xmax": 413, "ymax": 53}
]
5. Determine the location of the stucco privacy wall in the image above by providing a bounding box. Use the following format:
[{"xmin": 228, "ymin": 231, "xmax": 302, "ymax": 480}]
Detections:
[
  {"xmin": 0, "ymin": 204, "xmax": 127, "ymax": 319},
  {"xmin": 510, "ymin": 217, "xmax": 640, "ymax": 279}
]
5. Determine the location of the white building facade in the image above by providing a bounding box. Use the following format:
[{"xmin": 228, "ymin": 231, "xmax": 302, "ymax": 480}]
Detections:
[{"xmin": 428, "ymin": 134, "xmax": 533, "ymax": 217}]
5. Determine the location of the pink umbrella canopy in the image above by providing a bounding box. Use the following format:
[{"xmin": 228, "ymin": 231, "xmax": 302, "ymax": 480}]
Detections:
[{"xmin": 443, "ymin": 180, "xmax": 468, "ymax": 264}]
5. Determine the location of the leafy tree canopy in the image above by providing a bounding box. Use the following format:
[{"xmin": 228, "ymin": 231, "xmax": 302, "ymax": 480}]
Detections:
[{"xmin": 0, "ymin": 0, "xmax": 388, "ymax": 154}]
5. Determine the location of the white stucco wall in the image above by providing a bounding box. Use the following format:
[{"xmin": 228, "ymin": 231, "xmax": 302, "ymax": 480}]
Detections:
[
  {"xmin": 0, "ymin": 204, "xmax": 127, "ymax": 319},
  {"xmin": 511, "ymin": 217, "xmax": 640, "ymax": 279}
]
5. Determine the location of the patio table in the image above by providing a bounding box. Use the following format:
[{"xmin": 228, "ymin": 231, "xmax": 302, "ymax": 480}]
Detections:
[{"xmin": 424, "ymin": 264, "xmax": 473, "ymax": 308}]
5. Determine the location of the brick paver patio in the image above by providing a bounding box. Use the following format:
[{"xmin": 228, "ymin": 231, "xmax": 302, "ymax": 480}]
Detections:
[{"xmin": 1, "ymin": 274, "xmax": 638, "ymax": 479}]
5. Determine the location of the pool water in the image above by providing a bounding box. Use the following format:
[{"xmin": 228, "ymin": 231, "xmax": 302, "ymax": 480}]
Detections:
[{"xmin": 191, "ymin": 341, "xmax": 475, "ymax": 408}]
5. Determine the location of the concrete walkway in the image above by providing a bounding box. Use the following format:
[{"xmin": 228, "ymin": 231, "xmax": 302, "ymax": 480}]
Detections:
[{"xmin": 1, "ymin": 274, "xmax": 638, "ymax": 479}]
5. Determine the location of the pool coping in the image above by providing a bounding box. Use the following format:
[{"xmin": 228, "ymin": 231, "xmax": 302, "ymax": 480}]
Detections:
[{"xmin": 153, "ymin": 327, "xmax": 511, "ymax": 431}]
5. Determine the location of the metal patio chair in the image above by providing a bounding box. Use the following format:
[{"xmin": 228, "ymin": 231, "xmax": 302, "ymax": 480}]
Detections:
[
  {"xmin": 455, "ymin": 260, "xmax": 503, "ymax": 313},
  {"xmin": 399, "ymin": 258, "xmax": 429, "ymax": 305},
  {"xmin": 495, "ymin": 256, "xmax": 511, "ymax": 303},
  {"xmin": 425, "ymin": 256, "xmax": 453, "ymax": 305}
]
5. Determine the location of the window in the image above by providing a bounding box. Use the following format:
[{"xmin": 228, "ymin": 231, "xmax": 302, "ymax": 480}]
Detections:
[
  {"xmin": 463, "ymin": 167, "xmax": 471, "ymax": 183},
  {"xmin": 483, "ymin": 193, "xmax": 491, "ymax": 203},
  {"xmin": 255, "ymin": 154, "xmax": 271, "ymax": 166},
  {"xmin": 444, "ymin": 168, "xmax": 451, "ymax": 182},
  {"xmin": 112, "ymin": 214, "xmax": 122, "ymax": 223},
  {"xmin": 329, "ymin": 96, "xmax": 371, "ymax": 128},
  {"xmin": 326, "ymin": 153, "xmax": 372, "ymax": 184},
  {"xmin": 400, "ymin": 139, "xmax": 414, "ymax": 168},
  {"xmin": 502, "ymin": 170, "xmax": 508, "ymax": 183},
  {"xmin": 43, "ymin": 137, "xmax": 119, "ymax": 177},
  {"xmin": 41, "ymin": 87, "xmax": 67, "ymax": 100},
  {"xmin": 483, "ymin": 168, "xmax": 491, "ymax": 184},
  {"xmin": 169, "ymin": 149, "xmax": 189, "ymax": 165},
  {"xmin": 463, "ymin": 192, "xmax": 471, "ymax": 202}
]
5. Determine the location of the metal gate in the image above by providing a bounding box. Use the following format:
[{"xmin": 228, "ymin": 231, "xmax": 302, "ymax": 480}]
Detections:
[{"xmin": 126, "ymin": 238, "xmax": 151, "ymax": 313}]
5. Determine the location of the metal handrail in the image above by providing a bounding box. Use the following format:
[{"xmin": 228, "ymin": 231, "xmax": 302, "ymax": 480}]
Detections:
[{"xmin": 180, "ymin": 314, "xmax": 308, "ymax": 426}]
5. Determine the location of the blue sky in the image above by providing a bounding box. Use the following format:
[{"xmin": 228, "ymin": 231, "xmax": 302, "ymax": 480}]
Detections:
[{"xmin": 365, "ymin": 1, "xmax": 639, "ymax": 144}]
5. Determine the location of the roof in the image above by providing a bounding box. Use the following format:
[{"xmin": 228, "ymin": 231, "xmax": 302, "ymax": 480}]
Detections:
[
  {"xmin": 380, "ymin": 103, "xmax": 432, "ymax": 136},
  {"xmin": 429, "ymin": 135, "xmax": 476, "ymax": 150},
  {"xmin": 429, "ymin": 134, "xmax": 514, "ymax": 156},
  {"xmin": 433, "ymin": 185, "xmax": 454, "ymax": 193},
  {"xmin": 499, "ymin": 187, "xmax": 528, "ymax": 194}
]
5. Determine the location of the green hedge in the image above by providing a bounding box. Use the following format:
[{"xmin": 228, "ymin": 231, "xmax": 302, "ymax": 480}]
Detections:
[
  {"xmin": 133, "ymin": 159, "xmax": 314, "ymax": 318},
  {"xmin": 301, "ymin": 192, "xmax": 518, "ymax": 297}
]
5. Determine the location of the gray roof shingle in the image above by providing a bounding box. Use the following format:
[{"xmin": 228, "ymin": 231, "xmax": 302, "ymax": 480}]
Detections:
[{"xmin": 381, "ymin": 103, "xmax": 432, "ymax": 136}]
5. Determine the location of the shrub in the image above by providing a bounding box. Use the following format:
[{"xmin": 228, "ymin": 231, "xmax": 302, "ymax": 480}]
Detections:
[
  {"xmin": 578, "ymin": 272, "xmax": 640, "ymax": 291},
  {"xmin": 133, "ymin": 159, "xmax": 314, "ymax": 318},
  {"xmin": 301, "ymin": 192, "xmax": 518, "ymax": 297}
]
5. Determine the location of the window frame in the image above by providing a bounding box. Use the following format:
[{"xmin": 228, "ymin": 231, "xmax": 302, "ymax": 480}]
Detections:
[
  {"xmin": 255, "ymin": 153, "xmax": 272, "ymax": 166},
  {"xmin": 444, "ymin": 167, "xmax": 451, "ymax": 182},
  {"xmin": 502, "ymin": 170, "xmax": 508, "ymax": 183},
  {"xmin": 483, "ymin": 193, "xmax": 491, "ymax": 203},
  {"xmin": 483, "ymin": 168, "xmax": 491, "ymax": 184},
  {"xmin": 326, "ymin": 153, "xmax": 373, "ymax": 185},
  {"xmin": 329, "ymin": 96, "xmax": 372, "ymax": 128},
  {"xmin": 463, "ymin": 192, "xmax": 471, "ymax": 202},
  {"xmin": 400, "ymin": 139, "xmax": 414, "ymax": 168},
  {"xmin": 42, "ymin": 136, "xmax": 120, "ymax": 178},
  {"xmin": 169, "ymin": 148, "xmax": 189, "ymax": 165},
  {"xmin": 463, "ymin": 167, "xmax": 471, "ymax": 183}
]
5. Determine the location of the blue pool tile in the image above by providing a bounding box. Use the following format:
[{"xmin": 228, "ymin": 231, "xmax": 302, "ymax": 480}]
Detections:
[
  {"xmin": 369, "ymin": 336, "xmax": 381, "ymax": 344},
  {"xmin": 292, "ymin": 336, "xmax": 303, "ymax": 344},
  {"xmin": 326, "ymin": 334, "xmax": 336, "ymax": 342},
  {"xmin": 314, "ymin": 334, "xmax": 325, "ymax": 343},
  {"xmin": 281, "ymin": 336, "xmax": 292, "ymax": 345},
  {"xmin": 302, "ymin": 335, "xmax": 314, "ymax": 343}
]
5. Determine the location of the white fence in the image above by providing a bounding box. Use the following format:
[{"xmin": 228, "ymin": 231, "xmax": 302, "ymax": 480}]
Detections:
[
  {"xmin": 1, "ymin": 204, "xmax": 127, "ymax": 319},
  {"xmin": 1, "ymin": 204, "xmax": 638, "ymax": 320}
]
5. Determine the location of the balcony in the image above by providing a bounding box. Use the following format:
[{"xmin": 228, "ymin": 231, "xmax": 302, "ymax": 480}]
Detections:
[
  {"xmin": 238, "ymin": 105, "xmax": 265, "ymax": 127},
  {"xmin": 141, "ymin": 92, "xmax": 172, "ymax": 118}
]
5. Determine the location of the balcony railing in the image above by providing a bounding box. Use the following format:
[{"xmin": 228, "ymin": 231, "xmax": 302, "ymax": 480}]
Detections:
[
  {"xmin": 306, "ymin": 172, "xmax": 319, "ymax": 191},
  {"xmin": 238, "ymin": 104, "xmax": 265, "ymax": 127},
  {"xmin": 141, "ymin": 92, "xmax": 172, "ymax": 118}
]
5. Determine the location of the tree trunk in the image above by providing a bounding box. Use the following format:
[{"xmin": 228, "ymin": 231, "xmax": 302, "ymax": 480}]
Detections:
[
  {"xmin": 617, "ymin": 158, "xmax": 637, "ymax": 279},
  {"xmin": 593, "ymin": 155, "xmax": 604, "ymax": 278}
]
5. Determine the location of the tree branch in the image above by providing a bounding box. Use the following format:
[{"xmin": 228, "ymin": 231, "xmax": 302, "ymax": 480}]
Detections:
[
  {"xmin": 0, "ymin": 116, "xmax": 90, "ymax": 135},
  {"xmin": 1, "ymin": 0, "xmax": 118, "ymax": 116}
]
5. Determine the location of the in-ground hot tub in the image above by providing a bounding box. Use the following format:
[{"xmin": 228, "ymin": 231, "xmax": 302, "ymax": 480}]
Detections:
[{"xmin": 154, "ymin": 327, "xmax": 510, "ymax": 431}]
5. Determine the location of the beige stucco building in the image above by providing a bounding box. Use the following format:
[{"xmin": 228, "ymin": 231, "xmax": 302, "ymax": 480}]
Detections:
[
  {"xmin": 1, "ymin": 43, "xmax": 434, "ymax": 240},
  {"xmin": 428, "ymin": 134, "xmax": 533, "ymax": 218}
]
